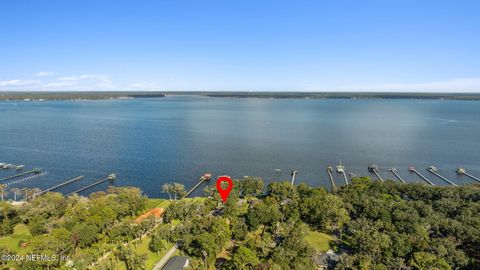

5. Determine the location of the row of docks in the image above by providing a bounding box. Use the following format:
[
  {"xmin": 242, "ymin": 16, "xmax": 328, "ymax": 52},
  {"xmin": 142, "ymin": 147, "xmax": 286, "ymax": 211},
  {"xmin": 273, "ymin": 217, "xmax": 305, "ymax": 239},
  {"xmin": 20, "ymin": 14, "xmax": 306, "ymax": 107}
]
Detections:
[
  {"xmin": 0, "ymin": 162, "xmax": 118, "ymax": 200},
  {"xmin": 33, "ymin": 174, "xmax": 117, "ymax": 198},
  {"xmin": 41, "ymin": 172, "xmax": 210, "ymax": 199},
  {"xmin": 325, "ymin": 162, "xmax": 480, "ymax": 189},
  {"xmin": 173, "ymin": 167, "xmax": 480, "ymax": 198},
  {"xmin": 1, "ymin": 160, "xmax": 215, "ymax": 200}
]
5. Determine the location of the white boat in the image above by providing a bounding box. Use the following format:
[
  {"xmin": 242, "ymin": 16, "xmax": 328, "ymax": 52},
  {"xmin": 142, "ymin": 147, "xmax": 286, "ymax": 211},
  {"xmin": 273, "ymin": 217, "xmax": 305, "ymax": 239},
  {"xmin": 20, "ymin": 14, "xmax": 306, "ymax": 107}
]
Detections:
[{"xmin": 2, "ymin": 164, "xmax": 12, "ymax": 169}]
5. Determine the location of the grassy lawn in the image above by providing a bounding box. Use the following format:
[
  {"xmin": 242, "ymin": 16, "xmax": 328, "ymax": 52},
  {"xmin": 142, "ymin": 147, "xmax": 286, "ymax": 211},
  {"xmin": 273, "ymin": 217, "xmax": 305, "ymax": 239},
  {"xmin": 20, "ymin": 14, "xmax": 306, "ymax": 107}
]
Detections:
[
  {"xmin": 111, "ymin": 235, "xmax": 173, "ymax": 270},
  {"xmin": 184, "ymin": 197, "xmax": 206, "ymax": 203},
  {"xmin": 305, "ymin": 230, "xmax": 335, "ymax": 252},
  {"xmin": 146, "ymin": 196, "xmax": 205, "ymax": 210},
  {"xmin": 146, "ymin": 198, "xmax": 171, "ymax": 209},
  {"xmin": 0, "ymin": 223, "xmax": 33, "ymax": 254},
  {"xmin": 115, "ymin": 235, "xmax": 174, "ymax": 270}
]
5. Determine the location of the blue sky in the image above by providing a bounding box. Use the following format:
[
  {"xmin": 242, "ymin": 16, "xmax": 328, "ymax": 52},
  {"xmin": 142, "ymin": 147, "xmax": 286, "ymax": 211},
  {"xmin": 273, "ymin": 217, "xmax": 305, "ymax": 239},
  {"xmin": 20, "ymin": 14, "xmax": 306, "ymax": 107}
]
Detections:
[{"xmin": 1, "ymin": 0, "xmax": 479, "ymax": 92}]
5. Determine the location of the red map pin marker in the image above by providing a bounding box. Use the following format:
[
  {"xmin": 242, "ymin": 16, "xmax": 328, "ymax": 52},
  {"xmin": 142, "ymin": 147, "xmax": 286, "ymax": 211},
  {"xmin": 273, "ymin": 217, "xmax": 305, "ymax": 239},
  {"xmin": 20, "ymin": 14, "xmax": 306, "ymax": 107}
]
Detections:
[{"xmin": 216, "ymin": 176, "xmax": 233, "ymax": 203}]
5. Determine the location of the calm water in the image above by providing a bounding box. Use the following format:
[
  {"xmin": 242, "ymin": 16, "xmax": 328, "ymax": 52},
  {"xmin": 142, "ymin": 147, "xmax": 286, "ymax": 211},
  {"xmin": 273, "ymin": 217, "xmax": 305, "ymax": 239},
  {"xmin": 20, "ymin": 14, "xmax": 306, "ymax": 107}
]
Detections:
[{"xmin": 0, "ymin": 96, "xmax": 479, "ymax": 198}]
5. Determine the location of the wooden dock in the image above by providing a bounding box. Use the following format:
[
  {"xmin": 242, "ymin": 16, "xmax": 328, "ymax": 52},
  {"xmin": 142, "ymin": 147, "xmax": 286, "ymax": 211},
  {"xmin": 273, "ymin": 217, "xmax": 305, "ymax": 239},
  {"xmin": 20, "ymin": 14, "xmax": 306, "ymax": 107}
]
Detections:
[
  {"xmin": 388, "ymin": 168, "xmax": 406, "ymax": 183},
  {"xmin": 368, "ymin": 164, "xmax": 384, "ymax": 181},
  {"xmin": 35, "ymin": 175, "xmax": 84, "ymax": 196},
  {"xmin": 327, "ymin": 166, "xmax": 336, "ymax": 190},
  {"xmin": 68, "ymin": 174, "xmax": 116, "ymax": 196},
  {"xmin": 457, "ymin": 168, "xmax": 480, "ymax": 183},
  {"xmin": 0, "ymin": 168, "xmax": 42, "ymax": 182},
  {"xmin": 5, "ymin": 171, "xmax": 48, "ymax": 187},
  {"xmin": 340, "ymin": 171, "xmax": 348, "ymax": 185},
  {"xmin": 184, "ymin": 173, "xmax": 212, "ymax": 198},
  {"xmin": 373, "ymin": 171, "xmax": 383, "ymax": 181},
  {"xmin": 409, "ymin": 167, "xmax": 435, "ymax": 186},
  {"xmin": 290, "ymin": 170, "xmax": 298, "ymax": 185},
  {"xmin": 336, "ymin": 162, "xmax": 348, "ymax": 185},
  {"xmin": 427, "ymin": 166, "xmax": 457, "ymax": 186}
]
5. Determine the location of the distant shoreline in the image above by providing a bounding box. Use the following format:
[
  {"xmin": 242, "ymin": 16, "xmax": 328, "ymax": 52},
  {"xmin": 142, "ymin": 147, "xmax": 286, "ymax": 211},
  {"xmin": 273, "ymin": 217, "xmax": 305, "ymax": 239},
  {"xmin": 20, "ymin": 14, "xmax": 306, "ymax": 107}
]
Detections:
[
  {"xmin": 1, "ymin": 91, "xmax": 480, "ymax": 101},
  {"xmin": 0, "ymin": 91, "xmax": 167, "ymax": 101}
]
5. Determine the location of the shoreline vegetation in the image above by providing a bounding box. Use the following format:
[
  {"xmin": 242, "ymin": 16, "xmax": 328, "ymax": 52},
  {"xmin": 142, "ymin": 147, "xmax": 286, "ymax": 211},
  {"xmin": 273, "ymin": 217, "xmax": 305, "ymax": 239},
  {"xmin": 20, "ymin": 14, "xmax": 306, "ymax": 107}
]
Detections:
[
  {"xmin": 0, "ymin": 177, "xmax": 479, "ymax": 269},
  {"xmin": 2, "ymin": 91, "xmax": 480, "ymax": 101}
]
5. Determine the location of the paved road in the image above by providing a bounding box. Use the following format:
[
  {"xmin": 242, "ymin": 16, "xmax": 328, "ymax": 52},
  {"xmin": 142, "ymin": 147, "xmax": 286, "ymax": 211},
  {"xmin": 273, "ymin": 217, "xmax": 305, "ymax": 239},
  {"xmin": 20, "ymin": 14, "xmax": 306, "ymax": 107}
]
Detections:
[{"xmin": 152, "ymin": 244, "xmax": 178, "ymax": 270}]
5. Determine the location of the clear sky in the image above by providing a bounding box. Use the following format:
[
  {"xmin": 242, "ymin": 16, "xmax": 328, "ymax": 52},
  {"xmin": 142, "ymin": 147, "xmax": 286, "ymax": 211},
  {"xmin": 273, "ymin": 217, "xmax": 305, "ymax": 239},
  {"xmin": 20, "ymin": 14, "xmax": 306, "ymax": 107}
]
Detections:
[{"xmin": 1, "ymin": 0, "xmax": 479, "ymax": 92}]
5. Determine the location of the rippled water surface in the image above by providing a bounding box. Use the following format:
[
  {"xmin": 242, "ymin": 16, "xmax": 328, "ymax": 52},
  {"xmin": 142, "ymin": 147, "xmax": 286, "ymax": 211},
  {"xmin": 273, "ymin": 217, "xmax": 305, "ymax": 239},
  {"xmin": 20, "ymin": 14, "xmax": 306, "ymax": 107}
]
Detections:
[{"xmin": 1, "ymin": 96, "xmax": 479, "ymax": 197}]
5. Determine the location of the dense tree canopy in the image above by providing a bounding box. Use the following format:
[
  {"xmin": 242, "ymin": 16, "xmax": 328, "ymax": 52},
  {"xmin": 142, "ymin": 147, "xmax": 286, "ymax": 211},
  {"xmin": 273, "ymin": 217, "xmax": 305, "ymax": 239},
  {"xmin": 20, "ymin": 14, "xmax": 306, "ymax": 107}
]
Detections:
[
  {"xmin": 0, "ymin": 187, "xmax": 150, "ymax": 269},
  {"xmin": 335, "ymin": 177, "xmax": 480, "ymax": 269},
  {"xmin": 1, "ymin": 176, "xmax": 479, "ymax": 269}
]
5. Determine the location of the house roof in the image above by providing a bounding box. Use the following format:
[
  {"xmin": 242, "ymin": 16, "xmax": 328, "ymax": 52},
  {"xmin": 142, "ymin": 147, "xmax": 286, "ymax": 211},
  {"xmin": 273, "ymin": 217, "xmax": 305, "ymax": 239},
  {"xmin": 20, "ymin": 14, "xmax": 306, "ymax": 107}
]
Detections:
[{"xmin": 135, "ymin": 207, "xmax": 164, "ymax": 224}]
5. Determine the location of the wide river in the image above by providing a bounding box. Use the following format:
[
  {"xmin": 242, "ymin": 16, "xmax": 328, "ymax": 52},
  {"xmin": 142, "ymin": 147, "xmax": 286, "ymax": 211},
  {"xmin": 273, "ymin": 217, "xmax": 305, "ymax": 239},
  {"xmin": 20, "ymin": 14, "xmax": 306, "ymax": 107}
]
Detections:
[{"xmin": 0, "ymin": 96, "xmax": 479, "ymax": 198}]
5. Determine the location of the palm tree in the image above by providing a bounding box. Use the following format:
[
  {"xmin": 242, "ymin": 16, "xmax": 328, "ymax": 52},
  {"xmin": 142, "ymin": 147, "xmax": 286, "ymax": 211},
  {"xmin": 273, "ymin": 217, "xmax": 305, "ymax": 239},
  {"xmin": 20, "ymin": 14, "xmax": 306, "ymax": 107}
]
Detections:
[
  {"xmin": 161, "ymin": 183, "xmax": 172, "ymax": 200},
  {"xmin": 0, "ymin": 184, "xmax": 7, "ymax": 201},
  {"xmin": 11, "ymin": 187, "xmax": 20, "ymax": 201},
  {"xmin": 30, "ymin": 188, "xmax": 41, "ymax": 201},
  {"xmin": 22, "ymin": 188, "xmax": 41, "ymax": 201},
  {"xmin": 172, "ymin": 183, "xmax": 186, "ymax": 200}
]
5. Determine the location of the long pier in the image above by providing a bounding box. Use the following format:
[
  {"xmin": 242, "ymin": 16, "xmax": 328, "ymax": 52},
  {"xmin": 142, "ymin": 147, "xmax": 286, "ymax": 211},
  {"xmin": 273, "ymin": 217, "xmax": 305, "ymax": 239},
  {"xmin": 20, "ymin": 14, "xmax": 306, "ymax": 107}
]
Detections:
[
  {"xmin": 427, "ymin": 166, "xmax": 457, "ymax": 186},
  {"xmin": 457, "ymin": 168, "xmax": 480, "ymax": 183},
  {"xmin": 373, "ymin": 170, "xmax": 384, "ymax": 181},
  {"xmin": 388, "ymin": 168, "xmax": 406, "ymax": 183},
  {"xmin": 368, "ymin": 164, "xmax": 384, "ymax": 181},
  {"xmin": 5, "ymin": 171, "xmax": 48, "ymax": 187},
  {"xmin": 341, "ymin": 172, "xmax": 348, "ymax": 185},
  {"xmin": 36, "ymin": 175, "xmax": 84, "ymax": 196},
  {"xmin": 327, "ymin": 166, "xmax": 336, "ymax": 190},
  {"xmin": 290, "ymin": 170, "xmax": 298, "ymax": 185},
  {"xmin": 336, "ymin": 162, "xmax": 348, "ymax": 185},
  {"xmin": 184, "ymin": 174, "xmax": 212, "ymax": 198},
  {"xmin": 409, "ymin": 167, "xmax": 435, "ymax": 186},
  {"xmin": 0, "ymin": 168, "xmax": 41, "ymax": 182},
  {"xmin": 68, "ymin": 174, "xmax": 116, "ymax": 196}
]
